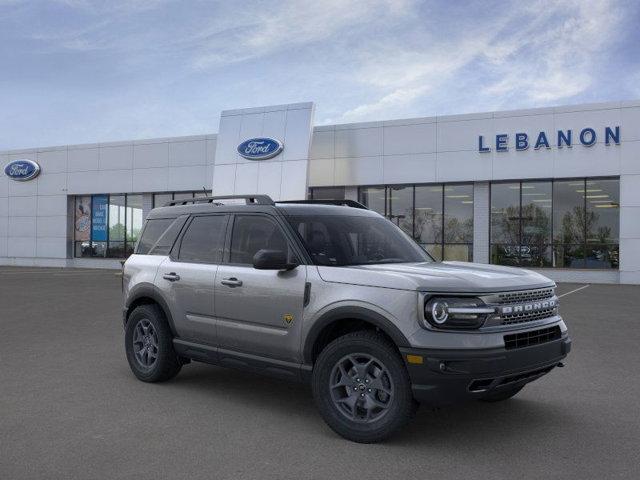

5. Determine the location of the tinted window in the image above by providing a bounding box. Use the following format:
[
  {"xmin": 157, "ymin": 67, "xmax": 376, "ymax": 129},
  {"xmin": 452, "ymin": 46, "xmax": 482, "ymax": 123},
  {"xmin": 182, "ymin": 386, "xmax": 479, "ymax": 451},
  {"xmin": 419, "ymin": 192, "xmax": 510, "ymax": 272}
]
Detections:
[
  {"xmin": 149, "ymin": 216, "xmax": 188, "ymax": 255},
  {"xmin": 137, "ymin": 218, "xmax": 174, "ymax": 254},
  {"xmin": 178, "ymin": 215, "xmax": 227, "ymax": 263},
  {"xmin": 230, "ymin": 216, "xmax": 291, "ymax": 264},
  {"xmin": 287, "ymin": 215, "xmax": 430, "ymax": 266}
]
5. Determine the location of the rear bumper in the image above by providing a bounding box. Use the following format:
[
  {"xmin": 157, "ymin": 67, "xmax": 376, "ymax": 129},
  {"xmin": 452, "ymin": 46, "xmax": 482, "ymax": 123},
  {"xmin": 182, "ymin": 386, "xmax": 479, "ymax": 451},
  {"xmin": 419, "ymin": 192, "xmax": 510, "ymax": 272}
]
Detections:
[{"xmin": 400, "ymin": 334, "xmax": 571, "ymax": 406}]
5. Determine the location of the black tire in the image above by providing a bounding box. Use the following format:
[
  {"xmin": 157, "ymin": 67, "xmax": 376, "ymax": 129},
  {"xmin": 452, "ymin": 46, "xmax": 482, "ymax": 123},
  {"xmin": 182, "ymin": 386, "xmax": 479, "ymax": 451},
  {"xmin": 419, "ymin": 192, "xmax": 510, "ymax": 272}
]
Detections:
[
  {"xmin": 312, "ymin": 330, "xmax": 418, "ymax": 443},
  {"xmin": 479, "ymin": 385, "xmax": 524, "ymax": 403},
  {"xmin": 125, "ymin": 304, "xmax": 182, "ymax": 383}
]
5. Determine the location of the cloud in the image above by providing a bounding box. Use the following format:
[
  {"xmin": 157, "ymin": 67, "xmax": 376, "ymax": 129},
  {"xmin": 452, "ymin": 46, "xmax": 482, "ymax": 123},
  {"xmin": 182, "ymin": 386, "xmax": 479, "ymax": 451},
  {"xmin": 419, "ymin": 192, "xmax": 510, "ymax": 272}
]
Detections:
[
  {"xmin": 334, "ymin": 0, "xmax": 626, "ymax": 122},
  {"xmin": 482, "ymin": 0, "xmax": 622, "ymax": 104},
  {"xmin": 0, "ymin": 0, "xmax": 635, "ymax": 149},
  {"xmin": 190, "ymin": 0, "xmax": 414, "ymax": 70}
]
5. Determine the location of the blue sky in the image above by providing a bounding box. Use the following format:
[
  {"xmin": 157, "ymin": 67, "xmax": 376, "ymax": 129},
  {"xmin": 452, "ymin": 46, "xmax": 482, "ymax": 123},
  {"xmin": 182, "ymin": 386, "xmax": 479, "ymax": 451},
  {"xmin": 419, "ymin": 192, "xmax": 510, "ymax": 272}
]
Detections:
[{"xmin": 1, "ymin": 0, "xmax": 639, "ymax": 150}]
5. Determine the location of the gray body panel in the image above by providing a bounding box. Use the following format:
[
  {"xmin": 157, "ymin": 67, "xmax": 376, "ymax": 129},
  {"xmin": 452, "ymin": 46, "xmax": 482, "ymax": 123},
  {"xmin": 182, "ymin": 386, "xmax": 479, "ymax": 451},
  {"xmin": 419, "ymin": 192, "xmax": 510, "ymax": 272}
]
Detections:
[
  {"xmin": 215, "ymin": 264, "xmax": 307, "ymax": 362},
  {"xmin": 156, "ymin": 257, "xmax": 218, "ymax": 345}
]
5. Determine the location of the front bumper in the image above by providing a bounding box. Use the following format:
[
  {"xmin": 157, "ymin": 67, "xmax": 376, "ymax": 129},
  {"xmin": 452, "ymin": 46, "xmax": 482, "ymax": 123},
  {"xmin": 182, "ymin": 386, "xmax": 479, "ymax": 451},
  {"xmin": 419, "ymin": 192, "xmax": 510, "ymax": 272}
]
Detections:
[{"xmin": 400, "ymin": 333, "xmax": 571, "ymax": 406}]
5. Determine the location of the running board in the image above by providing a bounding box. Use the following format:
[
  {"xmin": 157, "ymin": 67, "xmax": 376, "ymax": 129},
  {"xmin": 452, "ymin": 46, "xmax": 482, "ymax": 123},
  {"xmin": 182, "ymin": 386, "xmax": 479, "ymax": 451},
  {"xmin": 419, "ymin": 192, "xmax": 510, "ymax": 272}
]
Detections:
[{"xmin": 173, "ymin": 339, "xmax": 312, "ymax": 383}]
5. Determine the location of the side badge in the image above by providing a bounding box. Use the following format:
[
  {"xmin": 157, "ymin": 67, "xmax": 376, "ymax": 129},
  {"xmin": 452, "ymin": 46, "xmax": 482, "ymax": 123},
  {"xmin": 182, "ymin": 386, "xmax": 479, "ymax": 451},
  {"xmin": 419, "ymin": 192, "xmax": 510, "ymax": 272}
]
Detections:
[{"xmin": 283, "ymin": 314, "xmax": 294, "ymax": 326}]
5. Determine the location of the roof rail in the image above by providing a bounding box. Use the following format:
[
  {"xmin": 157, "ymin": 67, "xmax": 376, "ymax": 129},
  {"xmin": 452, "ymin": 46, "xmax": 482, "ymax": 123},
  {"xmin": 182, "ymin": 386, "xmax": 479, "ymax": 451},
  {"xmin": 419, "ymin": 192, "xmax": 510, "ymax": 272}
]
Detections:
[
  {"xmin": 164, "ymin": 194, "xmax": 275, "ymax": 207},
  {"xmin": 276, "ymin": 199, "xmax": 368, "ymax": 210}
]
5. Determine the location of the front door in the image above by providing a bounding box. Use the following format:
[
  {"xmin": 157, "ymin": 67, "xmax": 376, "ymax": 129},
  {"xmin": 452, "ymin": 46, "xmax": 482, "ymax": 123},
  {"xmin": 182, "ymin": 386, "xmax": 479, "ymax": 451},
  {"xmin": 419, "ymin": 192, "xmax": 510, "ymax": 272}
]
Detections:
[
  {"xmin": 214, "ymin": 214, "xmax": 306, "ymax": 362},
  {"xmin": 157, "ymin": 214, "xmax": 229, "ymax": 346}
]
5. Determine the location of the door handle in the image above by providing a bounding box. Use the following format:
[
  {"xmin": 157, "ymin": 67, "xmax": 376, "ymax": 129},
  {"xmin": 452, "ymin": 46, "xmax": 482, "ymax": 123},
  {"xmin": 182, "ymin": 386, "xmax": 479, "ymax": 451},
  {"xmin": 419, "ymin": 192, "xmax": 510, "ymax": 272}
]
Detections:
[
  {"xmin": 221, "ymin": 277, "xmax": 243, "ymax": 287},
  {"xmin": 163, "ymin": 272, "xmax": 181, "ymax": 282}
]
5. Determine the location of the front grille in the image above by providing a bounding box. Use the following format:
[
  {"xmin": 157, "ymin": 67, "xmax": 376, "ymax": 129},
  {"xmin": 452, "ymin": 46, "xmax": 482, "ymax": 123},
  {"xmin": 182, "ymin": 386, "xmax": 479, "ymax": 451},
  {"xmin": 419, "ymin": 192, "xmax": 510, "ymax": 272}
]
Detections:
[
  {"xmin": 504, "ymin": 326, "xmax": 561, "ymax": 350},
  {"xmin": 501, "ymin": 306, "xmax": 557, "ymax": 325},
  {"xmin": 492, "ymin": 287, "xmax": 557, "ymax": 325},
  {"xmin": 497, "ymin": 287, "xmax": 554, "ymax": 304}
]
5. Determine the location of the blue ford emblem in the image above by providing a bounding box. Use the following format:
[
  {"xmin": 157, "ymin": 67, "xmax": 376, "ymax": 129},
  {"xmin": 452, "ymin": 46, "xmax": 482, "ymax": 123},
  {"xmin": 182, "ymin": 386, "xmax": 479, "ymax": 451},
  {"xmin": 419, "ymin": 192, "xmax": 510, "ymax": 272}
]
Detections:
[
  {"xmin": 4, "ymin": 159, "xmax": 41, "ymax": 181},
  {"xmin": 237, "ymin": 137, "xmax": 283, "ymax": 160}
]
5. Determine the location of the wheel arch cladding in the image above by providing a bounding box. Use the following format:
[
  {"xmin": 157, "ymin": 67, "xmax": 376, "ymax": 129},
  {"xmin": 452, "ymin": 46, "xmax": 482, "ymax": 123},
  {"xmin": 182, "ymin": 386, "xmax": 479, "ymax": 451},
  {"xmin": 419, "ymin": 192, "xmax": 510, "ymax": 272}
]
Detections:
[
  {"xmin": 304, "ymin": 306, "xmax": 410, "ymax": 364},
  {"xmin": 125, "ymin": 285, "xmax": 177, "ymax": 336}
]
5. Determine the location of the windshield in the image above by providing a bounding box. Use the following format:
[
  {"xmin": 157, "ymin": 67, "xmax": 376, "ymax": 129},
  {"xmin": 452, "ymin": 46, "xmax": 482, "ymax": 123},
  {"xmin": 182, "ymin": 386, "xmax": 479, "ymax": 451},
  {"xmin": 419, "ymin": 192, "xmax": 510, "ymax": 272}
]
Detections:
[{"xmin": 286, "ymin": 215, "xmax": 432, "ymax": 266}]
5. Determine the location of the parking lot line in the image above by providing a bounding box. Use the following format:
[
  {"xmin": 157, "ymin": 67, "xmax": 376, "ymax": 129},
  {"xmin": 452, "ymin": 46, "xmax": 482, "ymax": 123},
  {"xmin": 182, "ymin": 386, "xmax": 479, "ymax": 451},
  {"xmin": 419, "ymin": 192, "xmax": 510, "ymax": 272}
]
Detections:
[{"xmin": 557, "ymin": 284, "xmax": 590, "ymax": 298}]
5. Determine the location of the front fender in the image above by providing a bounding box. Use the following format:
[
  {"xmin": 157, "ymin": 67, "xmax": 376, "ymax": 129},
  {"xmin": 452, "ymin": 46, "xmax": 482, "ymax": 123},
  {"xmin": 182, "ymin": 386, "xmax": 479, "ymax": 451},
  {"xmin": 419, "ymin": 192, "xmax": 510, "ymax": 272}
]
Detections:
[{"xmin": 302, "ymin": 304, "xmax": 411, "ymax": 364}]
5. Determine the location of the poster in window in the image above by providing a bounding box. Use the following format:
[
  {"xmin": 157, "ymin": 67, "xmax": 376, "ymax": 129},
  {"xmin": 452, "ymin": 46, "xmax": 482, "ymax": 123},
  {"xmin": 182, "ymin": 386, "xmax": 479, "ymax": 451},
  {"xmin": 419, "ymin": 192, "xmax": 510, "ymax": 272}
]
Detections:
[
  {"xmin": 91, "ymin": 194, "xmax": 108, "ymax": 242},
  {"xmin": 74, "ymin": 196, "xmax": 91, "ymax": 241}
]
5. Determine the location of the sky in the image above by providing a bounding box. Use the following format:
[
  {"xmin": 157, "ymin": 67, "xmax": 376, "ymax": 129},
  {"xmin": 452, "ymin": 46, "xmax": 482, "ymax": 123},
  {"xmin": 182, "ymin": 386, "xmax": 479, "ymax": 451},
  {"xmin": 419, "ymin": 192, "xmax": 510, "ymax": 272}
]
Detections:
[{"xmin": 1, "ymin": 0, "xmax": 639, "ymax": 150}]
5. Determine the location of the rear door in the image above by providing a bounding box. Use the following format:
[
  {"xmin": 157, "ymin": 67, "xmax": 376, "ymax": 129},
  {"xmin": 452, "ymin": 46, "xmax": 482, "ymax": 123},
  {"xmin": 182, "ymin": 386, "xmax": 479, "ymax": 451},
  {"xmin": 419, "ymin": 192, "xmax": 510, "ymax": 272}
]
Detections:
[
  {"xmin": 157, "ymin": 214, "xmax": 229, "ymax": 346},
  {"xmin": 214, "ymin": 213, "xmax": 307, "ymax": 362}
]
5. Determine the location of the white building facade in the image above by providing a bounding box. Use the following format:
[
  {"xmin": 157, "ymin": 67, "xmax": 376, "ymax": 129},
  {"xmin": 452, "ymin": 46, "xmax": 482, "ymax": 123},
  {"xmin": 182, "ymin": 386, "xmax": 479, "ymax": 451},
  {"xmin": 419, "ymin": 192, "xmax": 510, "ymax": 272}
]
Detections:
[{"xmin": 1, "ymin": 100, "xmax": 639, "ymax": 284}]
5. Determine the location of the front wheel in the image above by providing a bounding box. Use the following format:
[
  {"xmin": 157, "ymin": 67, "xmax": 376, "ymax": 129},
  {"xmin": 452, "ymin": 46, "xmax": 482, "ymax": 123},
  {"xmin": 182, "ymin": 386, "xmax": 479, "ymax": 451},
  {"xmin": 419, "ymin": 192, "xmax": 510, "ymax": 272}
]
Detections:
[
  {"xmin": 312, "ymin": 331, "xmax": 417, "ymax": 443},
  {"xmin": 125, "ymin": 304, "xmax": 182, "ymax": 383}
]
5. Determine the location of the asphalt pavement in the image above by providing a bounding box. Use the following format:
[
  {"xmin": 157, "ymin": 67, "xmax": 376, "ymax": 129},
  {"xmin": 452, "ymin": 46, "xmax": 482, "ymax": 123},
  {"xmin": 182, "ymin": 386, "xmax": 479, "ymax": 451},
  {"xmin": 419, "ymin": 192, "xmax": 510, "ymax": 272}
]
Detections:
[{"xmin": 0, "ymin": 267, "xmax": 638, "ymax": 479}]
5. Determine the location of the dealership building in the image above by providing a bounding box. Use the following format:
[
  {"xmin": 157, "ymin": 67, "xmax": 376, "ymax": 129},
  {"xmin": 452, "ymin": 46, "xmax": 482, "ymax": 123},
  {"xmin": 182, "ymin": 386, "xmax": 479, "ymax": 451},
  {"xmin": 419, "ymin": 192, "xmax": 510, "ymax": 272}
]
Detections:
[{"xmin": 1, "ymin": 100, "xmax": 639, "ymax": 284}]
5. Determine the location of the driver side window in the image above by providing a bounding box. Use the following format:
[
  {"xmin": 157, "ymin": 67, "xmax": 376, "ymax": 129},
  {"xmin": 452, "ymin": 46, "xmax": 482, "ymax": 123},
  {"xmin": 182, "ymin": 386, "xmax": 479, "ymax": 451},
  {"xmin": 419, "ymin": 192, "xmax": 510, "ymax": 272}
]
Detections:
[{"xmin": 229, "ymin": 215, "xmax": 293, "ymax": 265}]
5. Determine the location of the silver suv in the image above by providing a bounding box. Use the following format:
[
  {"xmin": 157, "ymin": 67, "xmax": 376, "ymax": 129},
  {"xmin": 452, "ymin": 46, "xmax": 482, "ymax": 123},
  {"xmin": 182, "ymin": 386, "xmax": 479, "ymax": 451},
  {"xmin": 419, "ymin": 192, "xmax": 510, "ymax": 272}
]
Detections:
[{"xmin": 122, "ymin": 195, "xmax": 571, "ymax": 443}]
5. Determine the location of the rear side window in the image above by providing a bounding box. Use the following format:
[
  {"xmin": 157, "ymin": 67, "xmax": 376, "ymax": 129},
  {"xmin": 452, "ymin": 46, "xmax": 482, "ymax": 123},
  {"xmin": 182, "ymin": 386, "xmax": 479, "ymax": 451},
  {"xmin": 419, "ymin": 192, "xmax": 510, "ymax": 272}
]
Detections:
[
  {"xmin": 178, "ymin": 215, "xmax": 227, "ymax": 264},
  {"xmin": 150, "ymin": 216, "xmax": 188, "ymax": 255},
  {"xmin": 136, "ymin": 218, "xmax": 174, "ymax": 254}
]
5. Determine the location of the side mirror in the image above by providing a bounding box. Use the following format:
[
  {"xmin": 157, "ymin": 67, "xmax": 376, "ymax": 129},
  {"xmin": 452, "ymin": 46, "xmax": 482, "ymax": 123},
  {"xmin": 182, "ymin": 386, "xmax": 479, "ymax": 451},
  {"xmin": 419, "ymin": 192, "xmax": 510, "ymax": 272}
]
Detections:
[{"xmin": 252, "ymin": 249, "xmax": 298, "ymax": 271}]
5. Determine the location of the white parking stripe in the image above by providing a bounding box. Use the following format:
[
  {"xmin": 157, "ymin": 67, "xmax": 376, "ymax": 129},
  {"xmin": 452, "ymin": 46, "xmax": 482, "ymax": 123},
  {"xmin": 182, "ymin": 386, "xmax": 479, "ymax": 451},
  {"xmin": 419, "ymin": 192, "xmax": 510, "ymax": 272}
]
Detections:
[{"xmin": 558, "ymin": 284, "xmax": 590, "ymax": 298}]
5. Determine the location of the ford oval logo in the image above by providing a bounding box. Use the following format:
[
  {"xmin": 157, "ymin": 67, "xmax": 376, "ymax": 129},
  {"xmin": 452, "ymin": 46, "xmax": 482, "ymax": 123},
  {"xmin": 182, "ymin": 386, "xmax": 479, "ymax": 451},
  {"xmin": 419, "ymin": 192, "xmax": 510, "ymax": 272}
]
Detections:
[
  {"xmin": 4, "ymin": 159, "xmax": 41, "ymax": 181},
  {"xmin": 237, "ymin": 137, "xmax": 283, "ymax": 160}
]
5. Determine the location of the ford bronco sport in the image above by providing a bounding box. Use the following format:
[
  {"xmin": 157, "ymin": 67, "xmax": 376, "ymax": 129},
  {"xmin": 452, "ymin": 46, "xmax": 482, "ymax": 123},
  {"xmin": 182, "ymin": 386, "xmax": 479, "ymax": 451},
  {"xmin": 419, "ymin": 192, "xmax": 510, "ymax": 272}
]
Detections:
[{"xmin": 122, "ymin": 195, "xmax": 571, "ymax": 443}]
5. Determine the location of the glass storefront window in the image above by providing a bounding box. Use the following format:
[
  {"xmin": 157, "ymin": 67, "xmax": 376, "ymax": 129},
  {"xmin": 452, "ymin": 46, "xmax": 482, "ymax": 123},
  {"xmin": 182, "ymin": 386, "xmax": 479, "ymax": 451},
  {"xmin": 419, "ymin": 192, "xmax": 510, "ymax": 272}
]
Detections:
[
  {"xmin": 126, "ymin": 194, "xmax": 143, "ymax": 255},
  {"xmin": 387, "ymin": 186, "xmax": 413, "ymax": 236},
  {"xmin": 360, "ymin": 183, "xmax": 473, "ymax": 262},
  {"xmin": 74, "ymin": 196, "xmax": 92, "ymax": 257},
  {"xmin": 520, "ymin": 181, "xmax": 552, "ymax": 267},
  {"xmin": 108, "ymin": 195, "xmax": 126, "ymax": 257},
  {"xmin": 153, "ymin": 191, "xmax": 212, "ymax": 207},
  {"xmin": 492, "ymin": 178, "xmax": 619, "ymax": 269},
  {"xmin": 553, "ymin": 180, "xmax": 585, "ymax": 245},
  {"xmin": 309, "ymin": 187, "xmax": 346, "ymax": 200},
  {"xmin": 490, "ymin": 182, "xmax": 520, "ymax": 266},
  {"xmin": 415, "ymin": 185, "xmax": 443, "ymax": 260},
  {"xmin": 585, "ymin": 178, "xmax": 619, "ymax": 268},
  {"xmin": 73, "ymin": 193, "xmax": 147, "ymax": 259},
  {"xmin": 444, "ymin": 184, "xmax": 473, "ymax": 261},
  {"xmin": 359, "ymin": 187, "xmax": 386, "ymax": 216}
]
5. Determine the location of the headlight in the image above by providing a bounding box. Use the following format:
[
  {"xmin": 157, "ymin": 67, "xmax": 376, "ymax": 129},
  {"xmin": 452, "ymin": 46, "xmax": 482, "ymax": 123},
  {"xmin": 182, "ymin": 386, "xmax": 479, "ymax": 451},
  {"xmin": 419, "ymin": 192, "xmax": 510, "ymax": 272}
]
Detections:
[{"xmin": 423, "ymin": 296, "xmax": 495, "ymax": 330}]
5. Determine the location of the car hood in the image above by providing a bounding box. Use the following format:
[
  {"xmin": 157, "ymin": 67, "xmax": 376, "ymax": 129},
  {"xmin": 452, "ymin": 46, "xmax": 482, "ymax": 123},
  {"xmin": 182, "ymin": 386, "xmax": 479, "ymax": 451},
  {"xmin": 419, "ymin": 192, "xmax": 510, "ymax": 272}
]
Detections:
[{"xmin": 316, "ymin": 261, "xmax": 554, "ymax": 293}]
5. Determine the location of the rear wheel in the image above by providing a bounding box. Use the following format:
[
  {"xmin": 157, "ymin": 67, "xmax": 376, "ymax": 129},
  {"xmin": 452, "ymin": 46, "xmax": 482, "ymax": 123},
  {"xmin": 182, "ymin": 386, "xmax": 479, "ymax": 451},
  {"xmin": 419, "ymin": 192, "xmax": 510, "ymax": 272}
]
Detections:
[
  {"xmin": 312, "ymin": 331, "xmax": 417, "ymax": 443},
  {"xmin": 125, "ymin": 304, "xmax": 182, "ymax": 383},
  {"xmin": 479, "ymin": 385, "xmax": 524, "ymax": 402}
]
